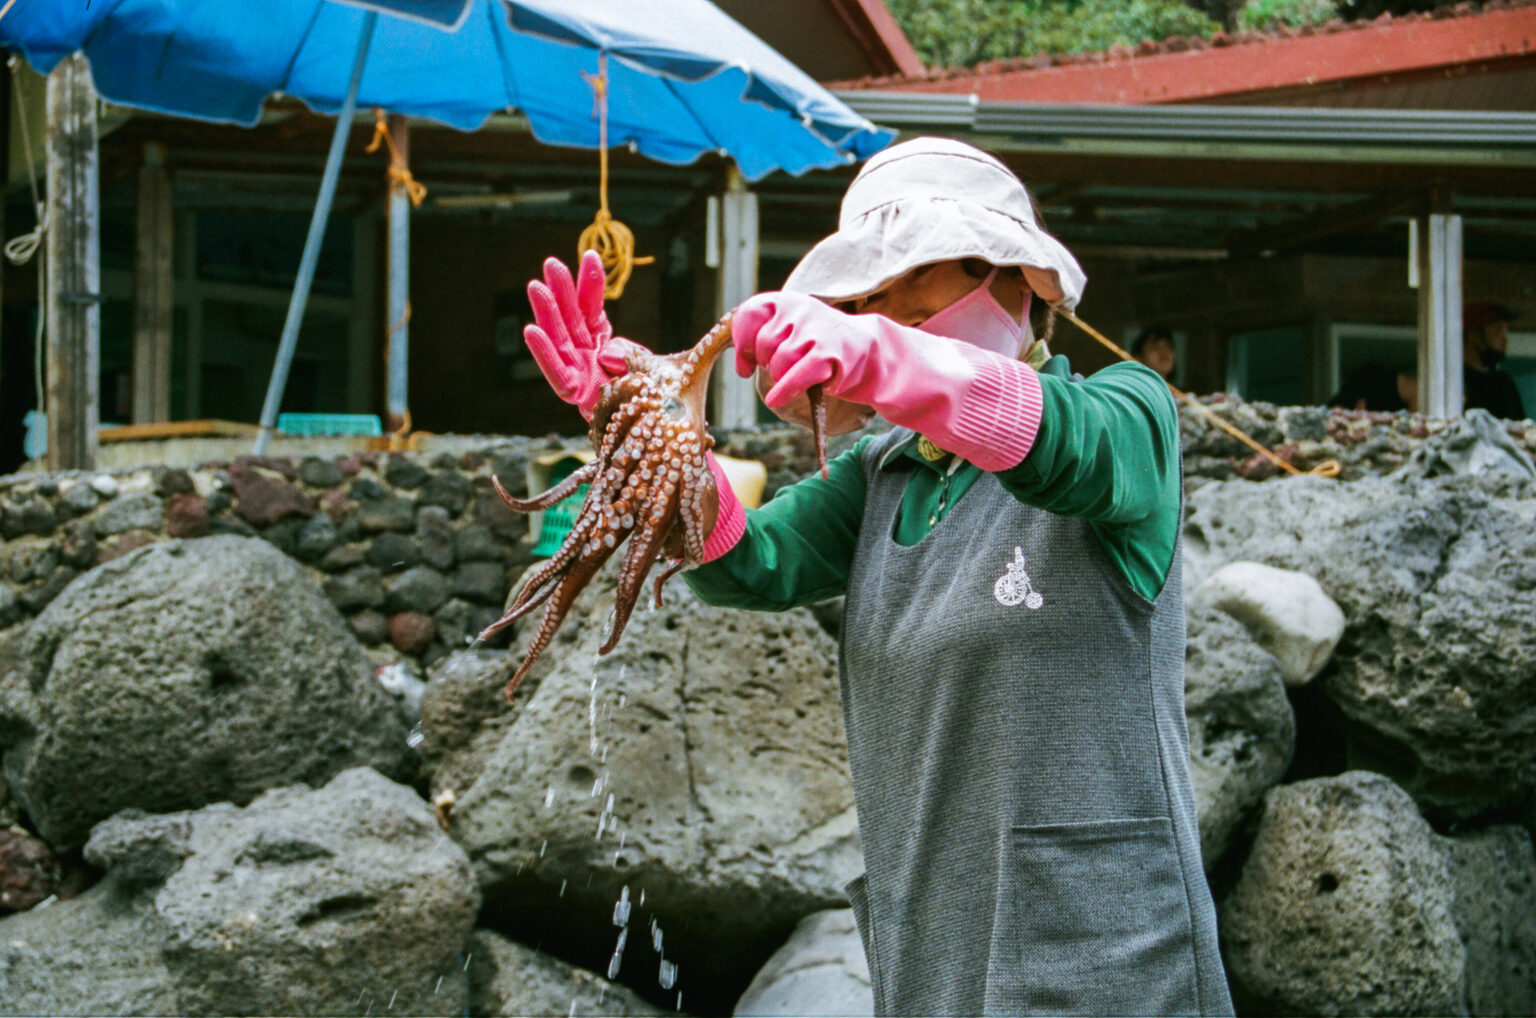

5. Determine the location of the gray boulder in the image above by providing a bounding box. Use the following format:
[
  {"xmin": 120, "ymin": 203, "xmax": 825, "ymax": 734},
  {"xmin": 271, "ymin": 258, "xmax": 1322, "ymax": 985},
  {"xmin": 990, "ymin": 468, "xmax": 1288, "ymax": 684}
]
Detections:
[
  {"xmin": 467, "ymin": 928, "xmax": 665, "ymax": 1017},
  {"xmin": 0, "ymin": 536, "xmax": 413, "ymax": 849},
  {"xmin": 0, "ymin": 877, "xmax": 178, "ymax": 1015},
  {"xmin": 0, "ymin": 768, "xmax": 478, "ymax": 1016},
  {"xmin": 1192, "ymin": 561, "xmax": 1344, "ymax": 686},
  {"xmin": 446, "ymin": 570, "xmax": 859, "ymax": 1013},
  {"xmin": 1219, "ymin": 772, "xmax": 1466, "ymax": 1015},
  {"xmin": 734, "ymin": 909, "xmax": 873, "ymax": 1017},
  {"xmin": 1184, "ymin": 475, "xmax": 1536, "ymax": 816},
  {"xmin": 1442, "ymin": 825, "xmax": 1536, "ymax": 1016},
  {"xmin": 1183, "ymin": 603, "xmax": 1294, "ymax": 870}
]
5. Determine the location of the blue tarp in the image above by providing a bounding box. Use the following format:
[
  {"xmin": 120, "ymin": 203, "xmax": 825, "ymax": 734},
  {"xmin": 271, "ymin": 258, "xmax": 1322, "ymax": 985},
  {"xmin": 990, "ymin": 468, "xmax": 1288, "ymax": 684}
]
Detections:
[{"xmin": 0, "ymin": 0, "xmax": 892, "ymax": 179}]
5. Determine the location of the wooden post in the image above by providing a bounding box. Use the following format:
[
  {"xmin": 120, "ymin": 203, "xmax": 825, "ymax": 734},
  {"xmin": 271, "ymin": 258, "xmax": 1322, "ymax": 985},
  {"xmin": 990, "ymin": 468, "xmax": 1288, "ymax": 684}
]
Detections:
[
  {"xmin": 132, "ymin": 142, "xmax": 173, "ymax": 424},
  {"xmin": 44, "ymin": 53, "xmax": 100, "ymax": 470},
  {"xmin": 712, "ymin": 167, "xmax": 759, "ymax": 429}
]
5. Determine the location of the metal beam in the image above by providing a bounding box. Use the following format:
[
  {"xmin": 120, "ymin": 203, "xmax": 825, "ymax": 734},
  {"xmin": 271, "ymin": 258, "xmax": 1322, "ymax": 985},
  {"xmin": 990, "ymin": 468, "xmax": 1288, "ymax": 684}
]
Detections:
[
  {"xmin": 384, "ymin": 113, "xmax": 411, "ymax": 433},
  {"xmin": 1227, "ymin": 188, "xmax": 1423, "ymax": 257},
  {"xmin": 254, "ymin": 11, "xmax": 376, "ymax": 454},
  {"xmin": 1415, "ymin": 212, "xmax": 1463, "ymax": 418},
  {"xmin": 44, "ymin": 53, "xmax": 100, "ymax": 470}
]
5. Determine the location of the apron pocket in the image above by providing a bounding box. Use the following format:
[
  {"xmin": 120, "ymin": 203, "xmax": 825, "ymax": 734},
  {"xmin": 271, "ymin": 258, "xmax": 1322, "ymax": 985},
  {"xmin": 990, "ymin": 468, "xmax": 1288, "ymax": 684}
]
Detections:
[
  {"xmin": 843, "ymin": 872, "xmax": 885, "ymax": 1014},
  {"xmin": 985, "ymin": 817, "xmax": 1201, "ymax": 1016}
]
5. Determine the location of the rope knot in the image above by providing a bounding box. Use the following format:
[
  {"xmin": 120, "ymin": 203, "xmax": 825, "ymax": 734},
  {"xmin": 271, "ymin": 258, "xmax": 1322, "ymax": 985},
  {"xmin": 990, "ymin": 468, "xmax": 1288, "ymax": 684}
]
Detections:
[{"xmin": 367, "ymin": 109, "xmax": 426, "ymax": 209}]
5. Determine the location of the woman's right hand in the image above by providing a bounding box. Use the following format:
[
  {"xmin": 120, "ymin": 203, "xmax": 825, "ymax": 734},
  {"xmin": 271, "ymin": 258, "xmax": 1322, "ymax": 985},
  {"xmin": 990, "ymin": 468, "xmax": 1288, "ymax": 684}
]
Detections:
[{"xmin": 524, "ymin": 251, "xmax": 646, "ymax": 420}]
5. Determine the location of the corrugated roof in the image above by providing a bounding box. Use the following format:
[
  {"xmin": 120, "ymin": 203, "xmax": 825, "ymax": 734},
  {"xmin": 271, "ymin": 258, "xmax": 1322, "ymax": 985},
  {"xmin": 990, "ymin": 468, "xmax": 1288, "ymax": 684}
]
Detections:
[{"xmin": 830, "ymin": 0, "xmax": 1536, "ymax": 107}]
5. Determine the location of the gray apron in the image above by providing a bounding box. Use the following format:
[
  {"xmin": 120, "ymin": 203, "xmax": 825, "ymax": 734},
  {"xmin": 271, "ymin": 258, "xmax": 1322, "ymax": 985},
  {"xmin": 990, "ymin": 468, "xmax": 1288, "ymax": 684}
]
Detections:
[{"xmin": 839, "ymin": 429, "xmax": 1232, "ymax": 1016}]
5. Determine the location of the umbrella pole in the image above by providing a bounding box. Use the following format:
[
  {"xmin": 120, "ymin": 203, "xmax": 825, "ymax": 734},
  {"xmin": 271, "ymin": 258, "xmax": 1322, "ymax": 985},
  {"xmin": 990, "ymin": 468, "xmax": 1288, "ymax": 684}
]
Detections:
[{"xmin": 254, "ymin": 10, "xmax": 378, "ymax": 455}]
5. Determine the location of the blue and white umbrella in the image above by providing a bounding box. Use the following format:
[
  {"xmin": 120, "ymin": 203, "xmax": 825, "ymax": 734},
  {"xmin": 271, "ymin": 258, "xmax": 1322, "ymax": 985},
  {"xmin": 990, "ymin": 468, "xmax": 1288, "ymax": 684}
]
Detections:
[{"xmin": 0, "ymin": 0, "xmax": 894, "ymax": 448}]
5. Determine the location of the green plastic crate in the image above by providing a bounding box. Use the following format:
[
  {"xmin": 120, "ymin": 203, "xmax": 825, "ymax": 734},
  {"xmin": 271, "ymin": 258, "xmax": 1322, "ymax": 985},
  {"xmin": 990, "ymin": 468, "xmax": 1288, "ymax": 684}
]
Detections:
[
  {"xmin": 531, "ymin": 455, "xmax": 590, "ymax": 558},
  {"xmin": 277, "ymin": 413, "xmax": 383, "ymax": 437}
]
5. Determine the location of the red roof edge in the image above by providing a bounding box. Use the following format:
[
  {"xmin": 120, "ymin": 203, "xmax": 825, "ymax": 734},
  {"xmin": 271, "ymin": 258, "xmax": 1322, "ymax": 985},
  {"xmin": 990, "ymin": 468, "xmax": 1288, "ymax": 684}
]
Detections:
[
  {"xmin": 825, "ymin": 0, "xmax": 927, "ymax": 79},
  {"xmin": 833, "ymin": 3, "xmax": 1536, "ymax": 104}
]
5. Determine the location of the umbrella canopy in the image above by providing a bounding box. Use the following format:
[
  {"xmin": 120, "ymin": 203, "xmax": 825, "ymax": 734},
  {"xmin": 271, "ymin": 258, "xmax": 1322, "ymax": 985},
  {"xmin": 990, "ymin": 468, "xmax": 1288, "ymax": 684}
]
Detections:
[{"xmin": 0, "ymin": 0, "xmax": 893, "ymax": 179}]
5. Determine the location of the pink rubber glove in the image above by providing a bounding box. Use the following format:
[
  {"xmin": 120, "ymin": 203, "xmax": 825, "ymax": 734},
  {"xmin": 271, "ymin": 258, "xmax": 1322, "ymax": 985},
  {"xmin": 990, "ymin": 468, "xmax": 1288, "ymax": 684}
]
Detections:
[
  {"xmin": 701, "ymin": 451, "xmax": 746, "ymax": 562},
  {"xmin": 524, "ymin": 251, "xmax": 646, "ymax": 419},
  {"xmin": 732, "ymin": 292, "xmax": 1044, "ymax": 472}
]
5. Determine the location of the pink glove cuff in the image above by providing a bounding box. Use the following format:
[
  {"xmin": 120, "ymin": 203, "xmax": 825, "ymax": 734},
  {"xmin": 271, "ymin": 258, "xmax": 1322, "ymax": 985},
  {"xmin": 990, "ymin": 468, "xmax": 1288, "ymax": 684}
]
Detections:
[
  {"xmin": 701, "ymin": 452, "xmax": 746, "ymax": 563},
  {"xmin": 944, "ymin": 356, "xmax": 1045, "ymax": 472}
]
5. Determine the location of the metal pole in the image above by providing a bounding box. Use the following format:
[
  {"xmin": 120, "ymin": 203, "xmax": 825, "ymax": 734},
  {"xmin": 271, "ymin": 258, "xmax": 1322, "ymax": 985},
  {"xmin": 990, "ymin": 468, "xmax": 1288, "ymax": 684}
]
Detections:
[
  {"xmin": 254, "ymin": 10, "xmax": 377, "ymax": 454},
  {"xmin": 1415, "ymin": 211, "xmax": 1463, "ymax": 418},
  {"xmin": 44, "ymin": 53, "xmax": 100, "ymax": 470},
  {"xmin": 384, "ymin": 113, "xmax": 410, "ymax": 432},
  {"xmin": 712, "ymin": 167, "xmax": 759, "ymax": 429}
]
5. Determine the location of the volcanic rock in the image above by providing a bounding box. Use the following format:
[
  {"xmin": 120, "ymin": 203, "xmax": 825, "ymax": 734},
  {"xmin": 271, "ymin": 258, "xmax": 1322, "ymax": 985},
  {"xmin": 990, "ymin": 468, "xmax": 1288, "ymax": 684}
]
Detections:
[{"xmin": 0, "ymin": 536, "xmax": 411, "ymax": 849}]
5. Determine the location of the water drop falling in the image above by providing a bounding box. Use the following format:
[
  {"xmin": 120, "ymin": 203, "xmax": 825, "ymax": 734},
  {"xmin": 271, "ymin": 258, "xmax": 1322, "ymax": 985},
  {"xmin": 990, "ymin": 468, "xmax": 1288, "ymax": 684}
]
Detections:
[
  {"xmin": 612, "ymin": 885, "xmax": 631, "ymax": 926},
  {"xmin": 540, "ymin": 840, "xmax": 547, "ymax": 858},
  {"xmin": 544, "ymin": 786, "xmax": 555, "ymax": 808},
  {"xmin": 659, "ymin": 959, "xmax": 678, "ymax": 990},
  {"xmin": 405, "ymin": 724, "xmax": 424, "ymax": 750},
  {"xmin": 559, "ymin": 879, "xmax": 567, "ymax": 897},
  {"xmin": 651, "ymin": 920, "xmax": 663, "ymax": 953}
]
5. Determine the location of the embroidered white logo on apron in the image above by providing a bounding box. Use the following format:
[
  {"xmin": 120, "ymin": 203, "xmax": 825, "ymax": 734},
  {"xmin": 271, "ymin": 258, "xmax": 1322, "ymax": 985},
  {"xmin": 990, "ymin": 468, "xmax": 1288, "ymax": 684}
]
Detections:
[{"xmin": 993, "ymin": 546, "xmax": 1044, "ymax": 609}]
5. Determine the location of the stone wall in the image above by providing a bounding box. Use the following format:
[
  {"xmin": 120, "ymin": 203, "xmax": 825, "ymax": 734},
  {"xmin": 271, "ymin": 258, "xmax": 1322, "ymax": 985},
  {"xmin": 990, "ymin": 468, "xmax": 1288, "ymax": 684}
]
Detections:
[{"xmin": 3, "ymin": 401, "xmax": 1532, "ymax": 670}]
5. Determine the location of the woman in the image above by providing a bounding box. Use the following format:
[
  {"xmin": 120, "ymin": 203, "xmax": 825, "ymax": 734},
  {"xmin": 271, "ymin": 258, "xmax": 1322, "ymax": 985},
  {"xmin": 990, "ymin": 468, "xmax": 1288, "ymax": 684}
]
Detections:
[{"xmin": 524, "ymin": 137, "xmax": 1232, "ymax": 1016}]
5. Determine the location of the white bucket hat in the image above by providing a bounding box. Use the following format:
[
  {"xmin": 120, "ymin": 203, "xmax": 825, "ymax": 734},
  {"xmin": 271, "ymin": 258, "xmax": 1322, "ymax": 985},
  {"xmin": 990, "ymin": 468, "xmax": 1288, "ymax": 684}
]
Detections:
[{"xmin": 783, "ymin": 137, "xmax": 1086, "ymax": 311}]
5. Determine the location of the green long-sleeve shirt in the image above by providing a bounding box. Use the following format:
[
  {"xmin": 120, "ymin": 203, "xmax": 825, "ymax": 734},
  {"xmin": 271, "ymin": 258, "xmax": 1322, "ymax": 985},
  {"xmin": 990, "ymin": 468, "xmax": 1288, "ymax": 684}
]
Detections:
[{"xmin": 684, "ymin": 354, "xmax": 1182, "ymax": 609}]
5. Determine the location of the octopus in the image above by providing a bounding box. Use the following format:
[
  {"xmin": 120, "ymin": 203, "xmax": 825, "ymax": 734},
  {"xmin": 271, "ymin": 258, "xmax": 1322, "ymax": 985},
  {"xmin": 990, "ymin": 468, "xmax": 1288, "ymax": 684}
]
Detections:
[{"xmin": 479, "ymin": 315, "xmax": 830, "ymax": 699}]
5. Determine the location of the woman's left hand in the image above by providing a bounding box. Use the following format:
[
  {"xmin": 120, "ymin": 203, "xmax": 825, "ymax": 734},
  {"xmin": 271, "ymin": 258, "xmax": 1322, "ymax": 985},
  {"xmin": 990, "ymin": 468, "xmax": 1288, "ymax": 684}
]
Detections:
[{"xmin": 731, "ymin": 290, "xmax": 1046, "ymax": 473}]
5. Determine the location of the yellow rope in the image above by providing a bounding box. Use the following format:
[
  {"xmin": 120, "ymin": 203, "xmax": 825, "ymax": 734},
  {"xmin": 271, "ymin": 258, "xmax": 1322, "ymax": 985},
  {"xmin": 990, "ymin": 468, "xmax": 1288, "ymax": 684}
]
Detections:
[
  {"xmin": 366, "ymin": 108, "xmax": 427, "ymax": 209},
  {"xmin": 1058, "ymin": 309, "xmax": 1341, "ymax": 479},
  {"xmin": 578, "ymin": 54, "xmax": 653, "ymax": 299}
]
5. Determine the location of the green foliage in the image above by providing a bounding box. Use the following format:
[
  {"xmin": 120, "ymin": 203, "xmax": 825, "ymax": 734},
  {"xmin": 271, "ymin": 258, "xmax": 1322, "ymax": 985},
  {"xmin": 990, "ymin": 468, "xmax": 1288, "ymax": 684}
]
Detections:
[
  {"xmin": 885, "ymin": 0, "xmax": 1221, "ymax": 68},
  {"xmin": 1234, "ymin": 0, "xmax": 1340, "ymax": 31}
]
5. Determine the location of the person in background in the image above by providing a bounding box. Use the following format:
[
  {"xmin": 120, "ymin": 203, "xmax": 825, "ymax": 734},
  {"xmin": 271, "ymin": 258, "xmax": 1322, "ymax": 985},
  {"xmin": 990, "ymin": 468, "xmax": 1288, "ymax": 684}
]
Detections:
[
  {"xmin": 1329, "ymin": 363, "xmax": 1417, "ymax": 414},
  {"xmin": 1131, "ymin": 324, "xmax": 1177, "ymax": 383},
  {"xmin": 1463, "ymin": 301, "xmax": 1525, "ymax": 420},
  {"xmin": 522, "ymin": 137, "xmax": 1232, "ymax": 1016}
]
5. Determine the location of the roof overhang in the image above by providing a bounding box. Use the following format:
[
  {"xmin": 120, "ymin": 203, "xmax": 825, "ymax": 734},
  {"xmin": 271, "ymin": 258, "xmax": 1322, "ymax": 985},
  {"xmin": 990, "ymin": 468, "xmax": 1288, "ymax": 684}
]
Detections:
[
  {"xmin": 841, "ymin": 92, "xmax": 1536, "ymax": 169},
  {"xmin": 837, "ymin": 5, "xmax": 1536, "ymax": 107}
]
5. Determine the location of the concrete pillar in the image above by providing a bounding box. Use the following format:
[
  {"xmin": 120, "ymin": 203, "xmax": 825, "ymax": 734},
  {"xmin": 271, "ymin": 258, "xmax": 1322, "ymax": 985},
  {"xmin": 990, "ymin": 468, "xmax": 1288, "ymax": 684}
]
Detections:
[{"xmin": 711, "ymin": 168, "xmax": 759, "ymax": 430}]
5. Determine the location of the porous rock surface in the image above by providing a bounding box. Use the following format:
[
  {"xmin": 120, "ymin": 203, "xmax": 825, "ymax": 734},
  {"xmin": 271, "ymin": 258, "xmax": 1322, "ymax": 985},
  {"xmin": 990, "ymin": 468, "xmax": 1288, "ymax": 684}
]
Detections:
[
  {"xmin": 467, "ymin": 927, "xmax": 665, "ymax": 1017},
  {"xmin": 0, "ymin": 536, "xmax": 412, "ymax": 848},
  {"xmin": 0, "ymin": 768, "xmax": 478, "ymax": 1016},
  {"xmin": 1220, "ymin": 771, "xmax": 1466, "ymax": 1016},
  {"xmin": 443, "ymin": 567, "xmax": 859, "ymax": 1013},
  {"xmin": 733, "ymin": 909, "xmax": 873, "ymax": 1017},
  {"xmin": 1192, "ymin": 560, "xmax": 1345, "ymax": 686},
  {"xmin": 1185, "ymin": 473, "xmax": 1536, "ymax": 816},
  {"xmin": 1183, "ymin": 603, "xmax": 1294, "ymax": 870},
  {"xmin": 1442, "ymin": 825, "xmax": 1536, "ymax": 1016}
]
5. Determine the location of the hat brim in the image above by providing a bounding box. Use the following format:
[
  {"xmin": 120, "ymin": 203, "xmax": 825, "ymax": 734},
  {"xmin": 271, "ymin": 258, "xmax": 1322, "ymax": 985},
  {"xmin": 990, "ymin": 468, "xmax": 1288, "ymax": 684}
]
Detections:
[{"xmin": 783, "ymin": 198, "xmax": 1087, "ymax": 310}]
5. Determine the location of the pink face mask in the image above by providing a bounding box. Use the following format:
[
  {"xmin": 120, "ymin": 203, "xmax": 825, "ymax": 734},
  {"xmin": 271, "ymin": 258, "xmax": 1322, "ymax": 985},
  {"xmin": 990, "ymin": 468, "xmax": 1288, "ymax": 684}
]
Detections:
[{"xmin": 916, "ymin": 267, "xmax": 1031, "ymax": 357}]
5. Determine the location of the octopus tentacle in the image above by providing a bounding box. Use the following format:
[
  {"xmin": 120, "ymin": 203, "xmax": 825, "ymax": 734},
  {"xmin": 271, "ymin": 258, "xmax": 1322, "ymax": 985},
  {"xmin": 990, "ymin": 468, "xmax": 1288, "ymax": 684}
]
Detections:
[
  {"xmin": 504, "ymin": 547, "xmax": 617, "ymax": 698},
  {"xmin": 651, "ymin": 555, "xmax": 688, "ymax": 608},
  {"xmin": 477, "ymin": 571, "xmax": 559, "ymax": 642},
  {"xmin": 602, "ymin": 483, "xmax": 679, "ymax": 654},
  {"xmin": 492, "ymin": 462, "xmax": 598, "ymax": 512}
]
